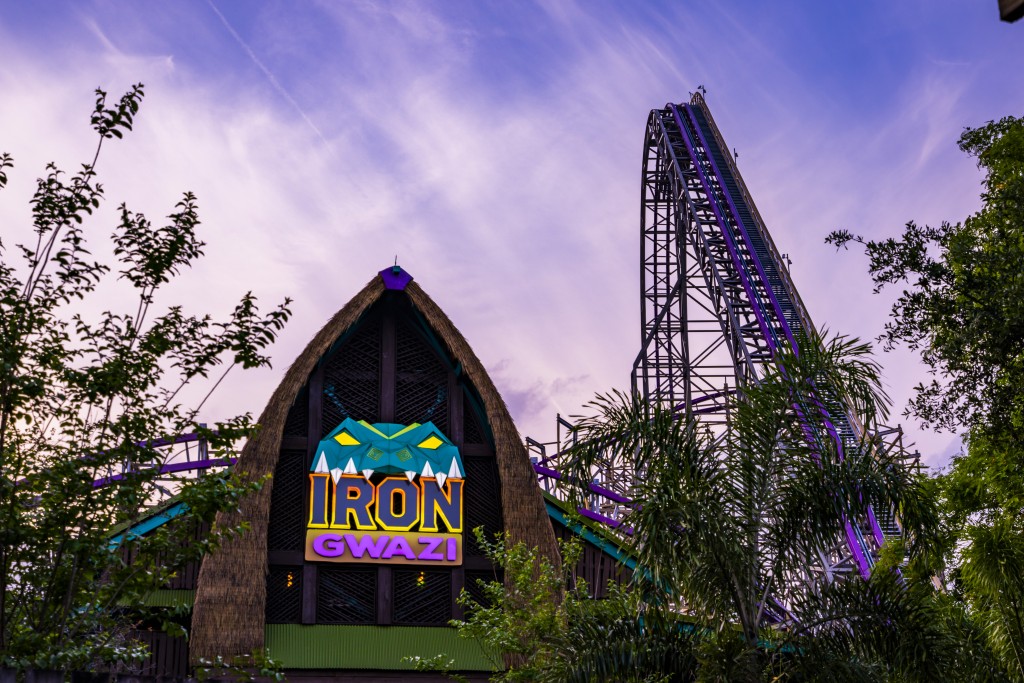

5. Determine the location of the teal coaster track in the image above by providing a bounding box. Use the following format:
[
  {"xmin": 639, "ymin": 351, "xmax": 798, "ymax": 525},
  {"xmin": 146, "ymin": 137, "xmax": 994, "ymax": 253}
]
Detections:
[{"xmin": 631, "ymin": 93, "xmax": 893, "ymax": 581}]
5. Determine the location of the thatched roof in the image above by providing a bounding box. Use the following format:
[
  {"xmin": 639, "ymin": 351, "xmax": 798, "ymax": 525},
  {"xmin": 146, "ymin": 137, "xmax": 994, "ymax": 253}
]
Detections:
[{"xmin": 190, "ymin": 270, "xmax": 559, "ymax": 663}]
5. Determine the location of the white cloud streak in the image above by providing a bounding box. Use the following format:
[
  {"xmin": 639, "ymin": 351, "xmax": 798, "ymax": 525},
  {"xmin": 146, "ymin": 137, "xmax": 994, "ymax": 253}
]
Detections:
[
  {"xmin": 0, "ymin": 0, "xmax": 1016, "ymax": 469},
  {"xmin": 205, "ymin": 0, "xmax": 333, "ymax": 153}
]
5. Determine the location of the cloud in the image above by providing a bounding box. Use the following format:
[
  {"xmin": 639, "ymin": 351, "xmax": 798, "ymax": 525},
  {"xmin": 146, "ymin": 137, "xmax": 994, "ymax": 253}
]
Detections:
[
  {"xmin": 0, "ymin": 0, "xmax": 1015, "ymax": 470},
  {"xmin": 205, "ymin": 0, "xmax": 332, "ymax": 151}
]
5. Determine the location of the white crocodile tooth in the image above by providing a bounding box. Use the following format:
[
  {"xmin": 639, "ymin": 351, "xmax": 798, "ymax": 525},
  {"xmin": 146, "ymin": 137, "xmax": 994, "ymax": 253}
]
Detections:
[
  {"xmin": 343, "ymin": 458, "xmax": 357, "ymax": 475},
  {"xmin": 330, "ymin": 468, "xmax": 343, "ymax": 484},
  {"xmin": 421, "ymin": 462, "xmax": 434, "ymax": 478},
  {"xmin": 448, "ymin": 459, "xmax": 462, "ymax": 480},
  {"xmin": 362, "ymin": 469, "xmax": 374, "ymax": 481},
  {"xmin": 436, "ymin": 472, "xmax": 447, "ymax": 488},
  {"xmin": 315, "ymin": 452, "xmax": 329, "ymax": 473},
  {"xmin": 405, "ymin": 470, "xmax": 416, "ymax": 482}
]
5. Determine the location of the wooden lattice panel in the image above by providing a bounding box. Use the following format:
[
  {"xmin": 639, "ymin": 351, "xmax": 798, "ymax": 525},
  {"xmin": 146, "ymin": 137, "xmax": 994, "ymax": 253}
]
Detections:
[
  {"xmin": 392, "ymin": 569, "xmax": 451, "ymax": 625},
  {"xmin": 463, "ymin": 569, "xmax": 502, "ymax": 612},
  {"xmin": 463, "ymin": 399, "xmax": 486, "ymax": 445},
  {"xmin": 282, "ymin": 385, "xmax": 308, "ymax": 437},
  {"xmin": 267, "ymin": 450, "xmax": 306, "ymax": 552},
  {"xmin": 265, "ymin": 565, "xmax": 303, "ymax": 623},
  {"xmin": 464, "ymin": 457, "xmax": 503, "ymax": 557},
  {"xmin": 395, "ymin": 320, "xmax": 449, "ymax": 434},
  {"xmin": 317, "ymin": 567, "xmax": 377, "ymax": 624},
  {"xmin": 322, "ymin": 319, "xmax": 382, "ymax": 436}
]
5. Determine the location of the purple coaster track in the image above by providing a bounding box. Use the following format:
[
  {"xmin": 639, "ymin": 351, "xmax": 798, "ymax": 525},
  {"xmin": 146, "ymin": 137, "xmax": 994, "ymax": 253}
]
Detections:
[{"xmin": 633, "ymin": 93, "xmax": 893, "ymax": 582}]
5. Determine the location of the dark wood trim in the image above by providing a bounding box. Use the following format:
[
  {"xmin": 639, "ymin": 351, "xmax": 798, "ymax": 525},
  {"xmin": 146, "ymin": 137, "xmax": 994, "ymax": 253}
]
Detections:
[
  {"xmin": 309, "ymin": 366, "xmax": 324, "ymax": 462},
  {"xmin": 377, "ymin": 566, "xmax": 392, "ymax": 625},
  {"xmin": 269, "ymin": 550, "xmax": 305, "ymax": 565},
  {"xmin": 302, "ymin": 564, "xmax": 317, "ymax": 624},
  {"xmin": 451, "ymin": 566, "xmax": 465, "ymax": 621},
  {"xmin": 281, "ymin": 436, "xmax": 308, "ymax": 451},
  {"xmin": 462, "ymin": 556, "xmax": 495, "ymax": 571},
  {"xmin": 449, "ymin": 374, "xmax": 463, "ymax": 447},
  {"xmin": 461, "ymin": 443, "xmax": 495, "ymax": 458},
  {"xmin": 1000, "ymin": 0, "xmax": 1024, "ymax": 22},
  {"xmin": 380, "ymin": 316, "xmax": 396, "ymax": 422},
  {"xmin": 307, "ymin": 366, "xmax": 323, "ymax": 566}
]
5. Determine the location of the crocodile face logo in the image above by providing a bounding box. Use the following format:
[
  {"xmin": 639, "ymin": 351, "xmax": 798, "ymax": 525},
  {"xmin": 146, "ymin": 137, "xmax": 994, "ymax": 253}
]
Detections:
[
  {"xmin": 312, "ymin": 418, "xmax": 464, "ymax": 488},
  {"xmin": 306, "ymin": 418, "xmax": 466, "ymax": 566}
]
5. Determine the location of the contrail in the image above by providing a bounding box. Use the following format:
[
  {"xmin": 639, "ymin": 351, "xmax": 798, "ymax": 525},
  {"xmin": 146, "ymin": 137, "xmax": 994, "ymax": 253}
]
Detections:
[{"xmin": 206, "ymin": 0, "xmax": 333, "ymax": 152}]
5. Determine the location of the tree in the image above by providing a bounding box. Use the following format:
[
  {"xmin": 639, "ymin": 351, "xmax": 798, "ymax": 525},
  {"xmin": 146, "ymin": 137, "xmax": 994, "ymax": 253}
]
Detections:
[
  {"xmin": 827, "ymin": 115, "xmax": 1024, "ymax": 681},
  {"xmin": 430, "ymin": 528, "xmax": 700, "ymax": 683},
  {"xmin": 0, "ymin": 85, "xmax": 291, "ymax": 670},
  {"xmin": 557, "ymin": 333, "xmax": 960, "ymax": 681}
]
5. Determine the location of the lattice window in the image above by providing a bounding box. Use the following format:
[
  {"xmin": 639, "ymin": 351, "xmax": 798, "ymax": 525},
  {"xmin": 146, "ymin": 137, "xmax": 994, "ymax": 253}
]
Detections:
[
  {"xmin": 322, "ymin": 320, "xmax": 382, "ymax": 436},
  {"xmin": 317, "ymin": 567, "xmax": 377, "ymax": 624},
  {"xmin": 463, "ymin": 397, "xmax": 486, "ymax": 445},
  {"xmin": 463, "ymin": 569, "xmax": 502, "ymax": 612},
  {"xmin": 283, "ymin": 385, "xmax": 308, "ymax": 437},
  {"xmin": 267, "ymin": 450, "xmax": 305, "ymax": 552},
  {"xmin": 265, "ymin": 565, "xmax": 302, "ymax": 623},
  {"xmin": 464, "ymin": 457, "xmax": 503, "ymax": 556},
  {"xmin": 392, "ymin": 569, "xmax": 451, "ymax": 625},
  {"xmin": 395, "ymin": 320, "xmax": 448, "ymax": 434}
]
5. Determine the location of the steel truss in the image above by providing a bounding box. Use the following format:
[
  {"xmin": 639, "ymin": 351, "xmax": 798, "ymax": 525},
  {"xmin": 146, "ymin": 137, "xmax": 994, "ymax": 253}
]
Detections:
[{"xmin": 628, "ymin": 93, "xmax": 904, "ymax": 585}]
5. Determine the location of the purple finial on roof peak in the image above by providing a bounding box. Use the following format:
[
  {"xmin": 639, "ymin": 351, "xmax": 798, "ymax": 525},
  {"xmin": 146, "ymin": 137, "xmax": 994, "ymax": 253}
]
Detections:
[{"xmin": 379, "ymin": 264, "xmax": 413, "ymax": 291}]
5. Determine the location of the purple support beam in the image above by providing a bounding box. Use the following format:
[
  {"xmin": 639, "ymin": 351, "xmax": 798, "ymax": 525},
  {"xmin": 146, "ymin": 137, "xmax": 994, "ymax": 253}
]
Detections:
[
  {"xmin": 92, "ymin": 457, "xmax": 236, "ymax": 488},
  {"xmin": 682, "ymin": 104, "xmax": 796, "ymax": 352},
  {"xmin": 533, "ymin": 463, "xmax": 633, "ymax": 506},
  {"xmin": 534, "ymin": 462, "xmax": 634, "ymax": 535},
  {"xmin": 670, "ymin": 103, "xmax": 874, "ymax": 579},
  {"xmin": 575, "ymin": 507, "xmax": 634, "ymax": 535},
  {"xmin": 668, "ymin": 104, "xmax": 777, "ymax": 353}
]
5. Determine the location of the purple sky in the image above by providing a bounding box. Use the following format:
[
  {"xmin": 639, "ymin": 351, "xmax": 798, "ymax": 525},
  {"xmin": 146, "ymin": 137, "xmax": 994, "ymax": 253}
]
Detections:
[{"xmin": 0, "ymin": 1, "xmax": 1019, "ymax": 468}]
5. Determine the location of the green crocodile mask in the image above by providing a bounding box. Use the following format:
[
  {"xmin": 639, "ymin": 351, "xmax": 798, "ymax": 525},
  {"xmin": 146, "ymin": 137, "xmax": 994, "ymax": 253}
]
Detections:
[{"xmin": 312, "ymin": 418, "xmax": 464, "ymax": 488}]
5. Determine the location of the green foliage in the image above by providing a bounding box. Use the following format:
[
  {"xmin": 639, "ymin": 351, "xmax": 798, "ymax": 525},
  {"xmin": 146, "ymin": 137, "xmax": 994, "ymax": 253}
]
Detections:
[
  {"xmin": 828, "ymin": 114, "xmax": 1024, "ymax": 680},
  {"xmin": 784, "ymin": 569, "xmax": 1009, "ymax": 683},
  {"xmin": 825, "ymin": 115, "xmax": 1024, "ymax": 437},
  {"xmin": 450, "ymin": 527, "xmax": 584, "ymax": 681},
  {"xmin": 562, "ymin": 332, "xmax": 950, "ymax": 681},
  {"xmin": 436, "ymin": 528, "xmax": 698, "ymax": 682},
  {"xmin": 0, "ymin": 86, "xmax": 291, "ymax": 670},
  {"xmin": 405, "ymin": 654, "xmax": 470, "ymax": 683},
  {"xmin": 195, "ymin": 648, "xmax": 285, "ymax": 683},
  {"xmin": 959, "ymin": 517, "xmax": 1024, "ymax": 679}
]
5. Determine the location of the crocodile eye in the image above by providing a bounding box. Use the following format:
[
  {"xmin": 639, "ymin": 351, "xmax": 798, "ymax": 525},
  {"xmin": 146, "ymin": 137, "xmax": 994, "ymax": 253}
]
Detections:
[
  {"xmin": 417, "ymin": 435, "xmax": 443, "ymax": 450},
  {"xmin": 334, "ymin": 431, "xmax": 360, "ymax": 446}
]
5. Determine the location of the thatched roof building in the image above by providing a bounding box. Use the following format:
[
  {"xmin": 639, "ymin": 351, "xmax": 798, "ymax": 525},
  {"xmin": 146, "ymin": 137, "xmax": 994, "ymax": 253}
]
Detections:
[
  {"xmin": 114, "ymin": 266, "xmax": 629, "ymax": 681},
  {"xmin": 190, "ymin": 266, "xmax": 559, "ymax": 675}
]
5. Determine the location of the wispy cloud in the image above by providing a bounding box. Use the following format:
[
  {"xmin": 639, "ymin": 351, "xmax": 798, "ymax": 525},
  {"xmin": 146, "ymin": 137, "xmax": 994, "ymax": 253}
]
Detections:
[
  {"xmin": 0, "ymin": 0, "xmax": 1015, "ymax": 467},
  {"xmin": 205, "ymin": 0, "xmax": 333, "ymax": 153}
]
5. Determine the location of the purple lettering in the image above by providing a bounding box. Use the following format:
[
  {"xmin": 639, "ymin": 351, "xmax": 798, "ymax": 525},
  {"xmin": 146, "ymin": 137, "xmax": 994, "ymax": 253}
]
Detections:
[
  {"xmin": 312, "ymin": 533, "xmax": 346, "ymax": 558},
  {"xmin": 417, "ymin": 536, "xmax": 445, "ymax": 561},
  {"xmin": 447, "ymin": 538, "xmax": 457, "ymax": 561},
  {"xmin": 345, "ymin": 533, "xmax": 389, "ymax": 559},
  {"xmin": 383, "ymin": 535, "xmax": 416, "ymax": 560}
]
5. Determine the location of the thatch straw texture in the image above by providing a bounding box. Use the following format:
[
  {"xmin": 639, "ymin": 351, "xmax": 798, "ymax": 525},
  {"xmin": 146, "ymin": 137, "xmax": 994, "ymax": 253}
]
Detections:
[
  {"xmin": 404, "ymin": 282, "xmax": 560, "ymax": 566},
  {"xmin": 190, "ymin": 274, "xmax": 558, "ymax": 663}
]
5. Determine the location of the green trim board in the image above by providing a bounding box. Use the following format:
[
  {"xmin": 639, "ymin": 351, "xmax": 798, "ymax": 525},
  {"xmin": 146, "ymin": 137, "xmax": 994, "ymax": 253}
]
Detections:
[
  {"xmin": 265, "ymin": 624, "xmax": 497, "ymax": 671},
  {"xmin": 542, "ymin": 492, "xmax": 638, "ymax": 571}
]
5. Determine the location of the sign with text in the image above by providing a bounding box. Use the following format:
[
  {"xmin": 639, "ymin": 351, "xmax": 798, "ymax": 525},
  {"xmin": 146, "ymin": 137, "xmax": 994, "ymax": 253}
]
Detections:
[{"xmin": 304, "ymin": 419, "xmax": 464, "ymax": 567}]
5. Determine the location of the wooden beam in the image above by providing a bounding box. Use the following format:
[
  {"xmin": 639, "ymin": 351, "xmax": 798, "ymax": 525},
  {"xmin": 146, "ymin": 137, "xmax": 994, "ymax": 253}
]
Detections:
[{"xmin": 1000, "ymin": 0, "xmax": 1024, "ymax": 21}]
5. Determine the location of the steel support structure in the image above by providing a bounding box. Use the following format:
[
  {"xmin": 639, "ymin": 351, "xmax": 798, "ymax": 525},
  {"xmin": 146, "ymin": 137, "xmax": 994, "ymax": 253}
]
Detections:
[{"xmin": 631, "ymin": 93, "xmax": 895, "ymax": 585}]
